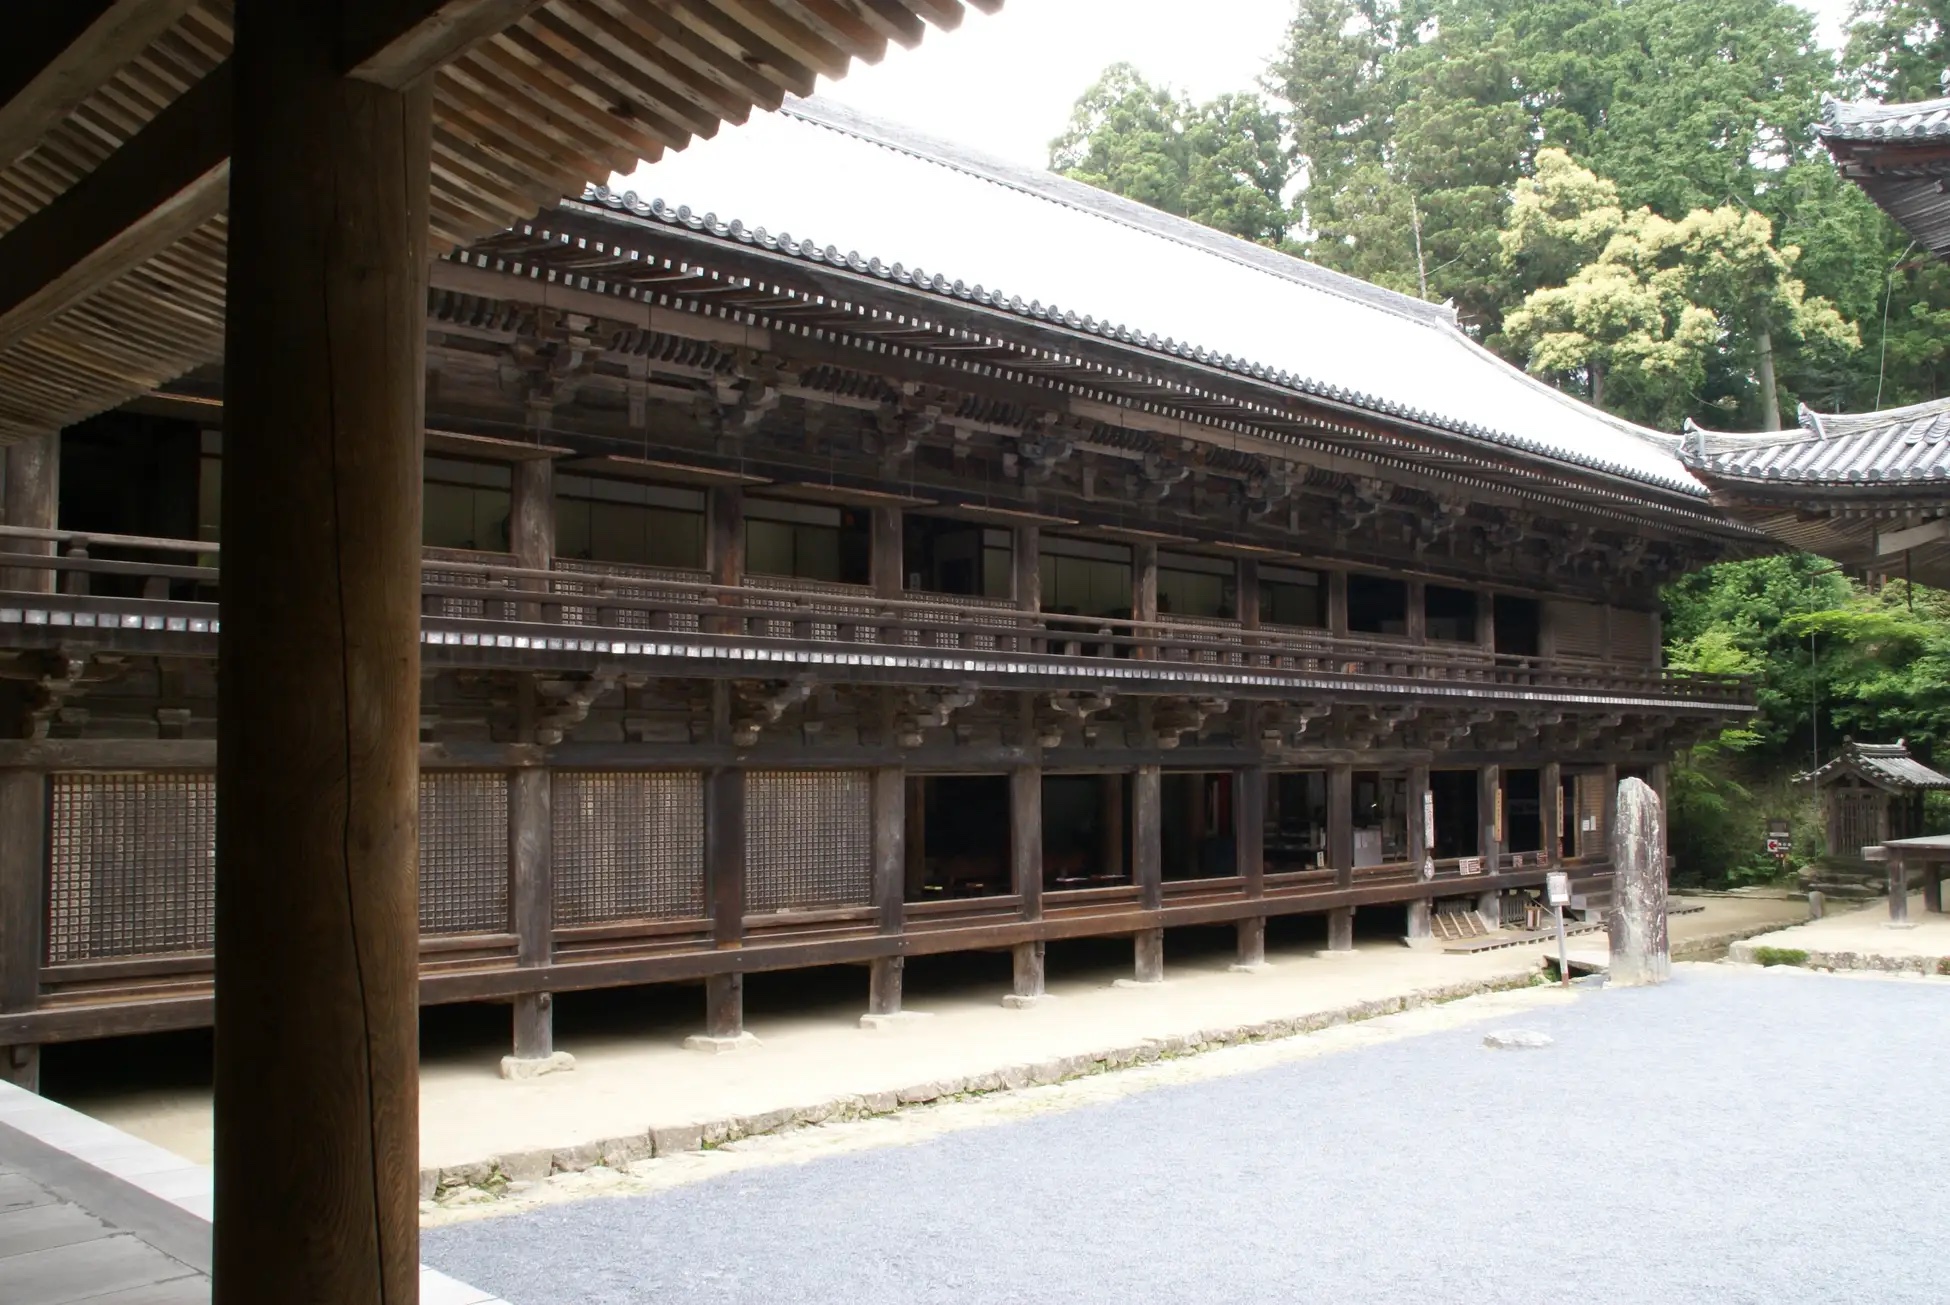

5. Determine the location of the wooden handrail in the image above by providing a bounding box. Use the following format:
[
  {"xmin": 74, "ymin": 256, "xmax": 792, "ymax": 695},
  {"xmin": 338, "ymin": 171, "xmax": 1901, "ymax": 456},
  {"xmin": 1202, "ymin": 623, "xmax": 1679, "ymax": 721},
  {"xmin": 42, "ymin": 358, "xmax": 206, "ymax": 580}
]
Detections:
[{"xmin": 0, "ymin": 527, "xmax": 1752, "ymax": 701}]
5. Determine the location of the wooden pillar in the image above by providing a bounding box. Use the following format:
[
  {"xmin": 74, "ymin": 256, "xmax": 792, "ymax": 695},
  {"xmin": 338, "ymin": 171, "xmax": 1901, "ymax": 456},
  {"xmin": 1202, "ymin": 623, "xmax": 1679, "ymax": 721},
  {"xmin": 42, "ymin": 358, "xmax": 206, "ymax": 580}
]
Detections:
[
  {"xmin": 1405, "ymin": 578, "xmax": 1427, "ymax": 643},
  {"xmin": 1478, "ymin": 764, "xmax": 1503, "ymax": 923},
  {"xmin": 1888, "ymin": 850, "xmax": 1911, "ymax": 925},
  {"xmin": 1133, "ymin": 542, "xmax": 1158, "ymax": 658},
  {"xmin": 1327, "ymin": 570, "xmax": 1349, "ymax": 638},
  {"xmin": 1013, "ymin": 524, "xmax": 1040, "ymax": 654},
  {"xmin": 692, "ymin": 758, "xmax": 752, "ymax": 1050},
  {"xmin": 1922, "ymin": 860, "xmax": 1943, "ymax": 915},
  {"xmin": 509, "ymin": 456, "xmax": 554, "ymax": 623},
  {"xmin": 1236, "ymin": 559, "xmax": 1260, "ymax": 630},
  {"xmin": 903, "ymin": 777, "xmax": 928, "ymax": 899},
  {"xmin": 1328, "ymin": 763, "xmax": 1354, "ymax": 888},
  {"xmin": 1600, "ymin": 762, "xmax": 1619, "ymax": 858},
  {"xmin": 708, "ymin": 484, "xmax": 744, "ymax": 635},
  {"xmin": 508, "ymin": 767, "xmax": 554, "ymax": 1066},
  {"xmin": 1008, "ymin": 763, "xmax": 1045, "ymax": 1006},
  {"xmin": 1405, "ymin": 898, "xmax": 1432, "ymax": 941},
  {"xmin": 1233, "ymin": 764, "xmax": 1266, "ymax": 970},
  {"xmin": 1408, "ymin": 763, "xmax": 1431, "ymax": 872},
  {"xmin": 214, "ymin": 8, "xmax": 430, "ymax": 1298},
  {"xmin": 1133, "ymin": 764, "xmax": 1163, "ymax": 982},
  {"xmin": 864, "ymin": 766, "xmax": 906, "ymax": 1021},
  {"xmin": 1541, "ymin": 760, "xmax": 1563, "ymax": 866},
  {"xmin": 1, "ymin": 433, "xmax": 58, "ymax": 593},
  {"xmin": 1099, "ymin": 773, "xmax": 1124, "ymax": 878},
  {"xmin": 871, "ymin": 506, "xmax": 902, "ymax": 646},
  {"xmin": 0, "ymin": 772, "xmax": 45, "ymax": 1089}
]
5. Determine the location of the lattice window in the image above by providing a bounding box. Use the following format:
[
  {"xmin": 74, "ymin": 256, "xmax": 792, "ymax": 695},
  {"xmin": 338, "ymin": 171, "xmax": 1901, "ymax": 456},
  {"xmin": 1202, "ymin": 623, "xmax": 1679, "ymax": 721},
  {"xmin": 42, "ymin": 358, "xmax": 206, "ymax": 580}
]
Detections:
[
  {"xmin": 47, "ymin": 773, "xmax": 216, "ymax": 963},
  {"xmin": 746, "ymin": 770, "xmax": 872, "ymax": 913},
  {"xmin": 419, "ymin": 772, "xmax": 508, "ymax": 934},
  {"xmin": 553, "ymin": 771, "xmax": 705, "ymax": 924}
]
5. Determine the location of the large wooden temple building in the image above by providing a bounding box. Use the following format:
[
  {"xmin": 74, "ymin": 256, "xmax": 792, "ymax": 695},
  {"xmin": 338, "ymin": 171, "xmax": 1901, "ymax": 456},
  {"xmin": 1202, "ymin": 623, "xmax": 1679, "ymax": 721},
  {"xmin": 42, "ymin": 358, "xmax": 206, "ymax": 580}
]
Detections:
[{"xmin": 1, "ymin": 93, "xmax": 1762, "ymax": 1087}]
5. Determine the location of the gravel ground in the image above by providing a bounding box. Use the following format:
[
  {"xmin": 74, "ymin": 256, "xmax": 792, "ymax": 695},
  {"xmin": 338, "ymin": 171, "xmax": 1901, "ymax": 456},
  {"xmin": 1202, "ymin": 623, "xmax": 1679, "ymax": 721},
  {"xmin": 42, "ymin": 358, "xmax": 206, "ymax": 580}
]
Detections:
[{"xmin": 424, "ymin": 968, "xmax": 1950, "ymax": 1305}]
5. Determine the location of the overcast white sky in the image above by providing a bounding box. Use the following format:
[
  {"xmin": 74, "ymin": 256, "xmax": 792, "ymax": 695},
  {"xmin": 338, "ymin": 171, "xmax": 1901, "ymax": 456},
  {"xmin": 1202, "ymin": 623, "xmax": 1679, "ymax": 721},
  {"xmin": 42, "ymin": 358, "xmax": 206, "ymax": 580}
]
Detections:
[{"xmin": 801, "ymin": 0, "xmax": 1859, "ymax": 169}]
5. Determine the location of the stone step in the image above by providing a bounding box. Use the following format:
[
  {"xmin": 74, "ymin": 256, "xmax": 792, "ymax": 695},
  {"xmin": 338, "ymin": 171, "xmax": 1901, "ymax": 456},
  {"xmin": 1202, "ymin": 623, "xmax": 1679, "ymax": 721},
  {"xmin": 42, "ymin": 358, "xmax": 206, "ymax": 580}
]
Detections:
[{"xmin": 1806, "ymin": 882, "xmax": 1884, "ymax": 900}]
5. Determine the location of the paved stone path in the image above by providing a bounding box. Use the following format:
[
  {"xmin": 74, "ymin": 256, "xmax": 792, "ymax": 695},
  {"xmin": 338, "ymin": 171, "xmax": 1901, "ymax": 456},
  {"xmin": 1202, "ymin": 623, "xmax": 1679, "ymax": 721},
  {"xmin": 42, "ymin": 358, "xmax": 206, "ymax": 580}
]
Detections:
[{"xmin": 424, "ymin": 966, "xmax": 1950, "ymax": 1305}]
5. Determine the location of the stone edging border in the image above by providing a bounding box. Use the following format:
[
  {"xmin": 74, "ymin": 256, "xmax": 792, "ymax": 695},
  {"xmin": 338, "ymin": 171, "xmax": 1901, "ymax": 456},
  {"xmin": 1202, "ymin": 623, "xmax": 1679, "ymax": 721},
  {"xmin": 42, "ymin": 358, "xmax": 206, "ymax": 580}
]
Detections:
[
  {"xmin": 423, "ymin": 969, "xmax": 1545, "ymax": 1204},
  {"xmin": 1726, "ymin": 939, "xmax": 1950, "ymax": 976}
]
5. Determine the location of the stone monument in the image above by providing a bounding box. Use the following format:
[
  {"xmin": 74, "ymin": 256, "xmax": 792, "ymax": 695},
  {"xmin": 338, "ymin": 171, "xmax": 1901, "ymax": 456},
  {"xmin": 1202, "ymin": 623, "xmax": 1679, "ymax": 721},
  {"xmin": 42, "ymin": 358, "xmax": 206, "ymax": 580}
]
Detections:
[{"xmin": 1608, "ymin": 777, "xmax": 1670, "ymax": 986}]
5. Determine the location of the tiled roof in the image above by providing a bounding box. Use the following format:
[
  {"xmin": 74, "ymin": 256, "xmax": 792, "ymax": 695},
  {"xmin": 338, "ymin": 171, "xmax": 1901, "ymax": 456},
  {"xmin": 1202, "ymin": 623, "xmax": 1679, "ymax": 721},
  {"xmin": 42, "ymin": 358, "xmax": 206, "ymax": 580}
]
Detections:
[
  {"xmin": 1800, "ymin": 739, "xmax": 1950, "ymax": 790},
  {"xmin": 598, "ymin": 97, "xmax": 1708, "ymax": 497},
  {"xmin": 1820, "ymin": 96, "xmax": 1950, "ymax": 142},
  {"xmin": 1678, "ymin": 398, "xmax": 1950, "ymax": 486}
]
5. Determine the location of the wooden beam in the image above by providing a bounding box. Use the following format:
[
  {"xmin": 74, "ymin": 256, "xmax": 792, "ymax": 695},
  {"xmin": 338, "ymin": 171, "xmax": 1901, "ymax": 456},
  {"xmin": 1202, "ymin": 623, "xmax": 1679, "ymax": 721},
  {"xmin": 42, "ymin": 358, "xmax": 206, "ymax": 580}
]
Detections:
[
  {"xmin": 0, "ymin": 772, "xmax": 45, "ymax": 1089},
  {"xmin": 343, "ymin": 0, "xmax": 551, "ymax": 89},
  {"xmin": 0, "ymin": 62, "xmax": 230, "ymax": 356},
  {"xmin": 0, "ymin": 0, "xmax": 198, "ymax": 172},
  {"xmin": 1875, "ymin": 518, "xmax": 1950, "ymax": 556}
]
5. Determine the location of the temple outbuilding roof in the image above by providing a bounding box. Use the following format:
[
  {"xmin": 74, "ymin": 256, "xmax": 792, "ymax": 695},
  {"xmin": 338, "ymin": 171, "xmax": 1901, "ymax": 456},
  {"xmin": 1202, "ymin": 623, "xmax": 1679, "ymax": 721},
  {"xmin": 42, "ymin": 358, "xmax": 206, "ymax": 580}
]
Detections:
[
  {"xmin": 595, "ymin": 97, "xmax": 1709, "ymax": 498},
  {"xmin": 1820, "ymin": 96, "xmax": 1950, "ymax": 259},
  {"xmin": 1679, "ymin": 399, "xmax": 1950, "ymax": 487},
  {"xmin": 1798, "ymin": 739, "xmax": 1950, "ymax": 792}
]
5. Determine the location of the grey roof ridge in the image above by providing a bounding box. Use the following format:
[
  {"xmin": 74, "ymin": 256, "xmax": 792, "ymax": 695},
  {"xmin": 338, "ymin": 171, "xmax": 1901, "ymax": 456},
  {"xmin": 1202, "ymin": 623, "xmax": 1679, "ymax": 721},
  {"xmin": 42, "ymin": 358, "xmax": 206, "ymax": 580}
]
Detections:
[
  {"xmin": 1677, "ymin": 416, "xmax": 1824, "ymax": 464},
  {"xmin": 573, "ymin": 101, "xmax": 1709, "ymax": 498},
  {"xmin": 1821, "ymin": 93, "xmax": 1950, "ymax": 140},
  {"xmin": 780, "ymin": 95, "xmax": 1463, "ymax": 332}
]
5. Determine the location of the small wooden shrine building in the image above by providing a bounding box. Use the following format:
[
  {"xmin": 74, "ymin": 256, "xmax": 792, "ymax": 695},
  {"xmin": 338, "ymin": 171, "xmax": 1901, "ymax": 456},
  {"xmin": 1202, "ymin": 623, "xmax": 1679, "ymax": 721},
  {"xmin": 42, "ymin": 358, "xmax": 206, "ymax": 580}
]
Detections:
[{"xmin": 1799, "ymin": 739, "xmax": 1950, "ymax": 861}]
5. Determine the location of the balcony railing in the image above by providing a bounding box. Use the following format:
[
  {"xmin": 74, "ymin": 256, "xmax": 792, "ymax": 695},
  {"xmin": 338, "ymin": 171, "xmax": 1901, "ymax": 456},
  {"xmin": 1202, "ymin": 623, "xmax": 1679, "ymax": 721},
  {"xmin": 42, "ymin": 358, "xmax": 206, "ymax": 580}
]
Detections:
[{"xmin": 0, "ymin": 526, "xmax": 1753, "ymax": 708}]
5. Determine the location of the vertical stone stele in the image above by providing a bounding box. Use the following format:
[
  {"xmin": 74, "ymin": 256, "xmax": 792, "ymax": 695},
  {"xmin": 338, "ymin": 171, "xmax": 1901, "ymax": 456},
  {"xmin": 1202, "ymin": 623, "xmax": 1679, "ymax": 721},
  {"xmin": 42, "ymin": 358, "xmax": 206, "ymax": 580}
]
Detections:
[{"xmin": 1608, "ymin": 777, "xmax": 1670, "ymax": 986}]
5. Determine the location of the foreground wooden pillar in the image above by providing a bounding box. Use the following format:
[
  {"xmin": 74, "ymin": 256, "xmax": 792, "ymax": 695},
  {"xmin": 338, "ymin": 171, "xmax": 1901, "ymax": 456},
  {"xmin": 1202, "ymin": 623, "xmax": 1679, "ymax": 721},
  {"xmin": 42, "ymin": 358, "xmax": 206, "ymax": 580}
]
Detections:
[
  {"xmin": 214, "ymin": 7, "xmax": 430, "ymax": 1299},
  {"xmin": 708, "ymin": 484, "xmax": 744, "ymax": 635},
  {"xmin": 1477, "ymin": 764, "xmax": 1503, "ymax": 923},
  {"xmin": 0, "ymin": 772, "xmax": 45, "ymax": 1089},
  {"xmin": 1, "ymin": 433, "xmax": 58, "ymax": 593},
  {"xmin": 1324, "ymin": 906, "xmax": 1355, "ymax": 954},
  {"xmin": 1608, "ymin": 777, "xmax": 1670, "ymax": 985},
  {"xmin": 1007, "ymin": 764, "xmax": 1046, "ymax": 1007}
]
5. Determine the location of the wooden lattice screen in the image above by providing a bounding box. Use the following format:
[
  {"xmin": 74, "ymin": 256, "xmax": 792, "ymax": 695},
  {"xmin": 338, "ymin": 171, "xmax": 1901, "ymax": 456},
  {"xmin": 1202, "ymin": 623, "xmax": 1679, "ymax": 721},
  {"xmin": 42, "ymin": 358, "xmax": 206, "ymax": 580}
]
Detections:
[
  {"xmin": 553, "ymin": 771, "xmax": 705, "ymax": 923},
  {"xmin": 418, "ymin": 772, "xmax": 509, "ymax": 934},
  {"xmin": 745, "ymin": 770, "xmax": 872, "ymax": 913},
  {"xmin": 47, "ymin": 772, "xmax": 216, "ymax": 963}
]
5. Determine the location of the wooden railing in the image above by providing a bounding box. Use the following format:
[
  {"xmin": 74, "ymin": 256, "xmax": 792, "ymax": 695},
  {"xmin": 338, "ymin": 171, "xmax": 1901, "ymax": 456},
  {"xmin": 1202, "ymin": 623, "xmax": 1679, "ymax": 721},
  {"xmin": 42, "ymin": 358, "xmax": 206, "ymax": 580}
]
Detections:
[{"xmin": 0, "ymin": 526, "xmax": 1753, "ymax": 706}]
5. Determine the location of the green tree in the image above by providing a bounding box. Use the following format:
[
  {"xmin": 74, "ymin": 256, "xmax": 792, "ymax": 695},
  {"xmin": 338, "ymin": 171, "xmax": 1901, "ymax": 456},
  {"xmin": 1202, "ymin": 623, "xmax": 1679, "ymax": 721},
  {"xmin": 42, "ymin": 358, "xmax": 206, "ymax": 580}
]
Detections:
[
  {"xmin": 1049, "ymin": 64, "xmax": 1289, "ymax": 245},
  {"xmin": 1843, "ymin": 0, "xmax": 1950, "ymax": 100}
]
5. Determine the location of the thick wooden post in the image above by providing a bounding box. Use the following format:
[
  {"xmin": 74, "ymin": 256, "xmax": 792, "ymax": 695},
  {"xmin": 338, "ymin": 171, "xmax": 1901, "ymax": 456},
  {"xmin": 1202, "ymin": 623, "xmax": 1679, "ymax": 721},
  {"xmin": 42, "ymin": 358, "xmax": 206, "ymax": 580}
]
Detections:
[
  {"xmin": 510, "ymin": 456, "xmax": 554, "ymax": 623},
  {"xmin": 1327, "ymin": 570, "xmax": 1349, "ymax": 638},
  {"xmin": 1233, "ymin": 764, "xmax": 1266, "ymax": 971},
  {"xmin": 1325, "ymin": 906, "xmax": 1355, "ymax": 953},
  {"xmin": 1608, "ymin": 777, "xmax": 1670, "ymax": 985},
  {"xmin": 215, "ymin": 6, "xmax": 430, "ymax": 1298},
  {"xmin": 1408, "ymin": 764, "xmax": 1431, "ymax": 871},
  {"xmin": 505, "ymin": 766, "xmax": 560, "ymax": 1075},
  {"xmin": 708, "ymin": 484, "xmax": 744, "ymax": 636},
  {"xmin": 1013, "ymin": 524, "xmax": 1040, "ymax": 653},
  {"xmin": 871, "ymin": 506, "xmax": 902, "ymax": 644},
  {"xmin": 1405, "ymin": 579, "xmax": 1426, "ymax": 643},
  {"xmin": 863, "ymin": 766, "xmax": 906, "ymax": 1024},
  {"xmin": 1133, "ymin": 542, "xmax": 1158, "ymax": 658},
  {"xmin": 0, "ymin": 771, "xmax": 45, "ymax": 1089},
  {"xmin": 1328, "ymin": 763, "xmax": 1354, "ymax": 888},
  {"xmin": 1, "ymin": 433, "xmax": 58, "ymax": 593},
  {"xmin": 1099, "ymin": 773, "xmax": 1124, "ymax": 879},
  {"xmin": 1132, "ymin": 764, "xmax": 1163, "ymax": 982},
  {"xmin": 1007, "ymin": 763, "xmax": 1045, "ymax": 1007},
  {"xmin": 1477, "ymin": 763, "xmax": 1503, "ymax": 923},
  {"xmin": 1541, "ymin": 760, "xmax": 1563, "ymax": 866},
  {"xmin": 692, "ymin": 760, "xmax": 753, "ymax": 1052},
  {"xmin": 903, "ymin": 777, "xmax": 928, "ymax": 899}
]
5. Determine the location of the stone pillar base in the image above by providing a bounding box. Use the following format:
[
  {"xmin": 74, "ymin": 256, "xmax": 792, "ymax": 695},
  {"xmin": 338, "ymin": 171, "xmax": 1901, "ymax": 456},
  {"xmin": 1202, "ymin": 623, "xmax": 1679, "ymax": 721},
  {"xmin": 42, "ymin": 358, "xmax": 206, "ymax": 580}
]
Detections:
[
  {"xmin": 1001, "ymin": 992, "xmax": 1053, "ymax": 1010},
  {"xmin": 498, "ymin": 1051, "xmax": 577, "ymax": 1081},
  {"xmin": 1111, "ymin": 976, "xmax": 1169, "ymax": 989},
  {"xmin": 683, "ymin": 1031, "xmax": 762, "ymax": 1055},
  {"xmin": 1227, "ymin": 960, "xmax": 1272, "ymax": 974},
  {"xmin": 859, "ymin": 1010, "xmax": 934, "ymax": 1032}
]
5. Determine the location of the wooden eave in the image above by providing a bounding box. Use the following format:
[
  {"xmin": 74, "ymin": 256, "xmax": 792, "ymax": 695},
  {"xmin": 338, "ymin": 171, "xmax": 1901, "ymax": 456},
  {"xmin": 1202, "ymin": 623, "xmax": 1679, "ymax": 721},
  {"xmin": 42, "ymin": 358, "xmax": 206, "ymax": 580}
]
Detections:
[
  {"xmin": 0, "ymin": 0, "xmax": 999, "ymax": 443},
  {"xmin": 453, "ymin": 205, "xmax": 1759, "ymax": 548}
]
